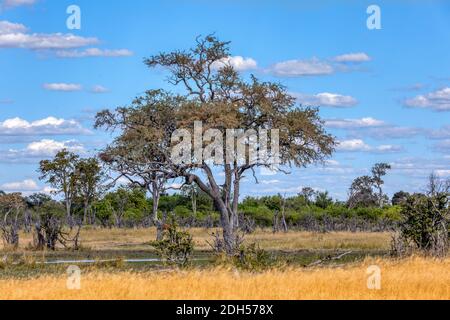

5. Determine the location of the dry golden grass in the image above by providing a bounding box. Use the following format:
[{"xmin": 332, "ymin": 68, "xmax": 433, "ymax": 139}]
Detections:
[
  {"xmin": 2, "ymin": 228, "xmax": 392, "ymax": 251},
  {"xmin": 0, "ymin": 257, "xmax": 448, "ymax": 300}
]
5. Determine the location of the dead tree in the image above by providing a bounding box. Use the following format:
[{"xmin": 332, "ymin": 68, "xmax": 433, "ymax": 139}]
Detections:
[{"xmin": 0, "ymin": 193, "xmax": 24, "ymax": 250}]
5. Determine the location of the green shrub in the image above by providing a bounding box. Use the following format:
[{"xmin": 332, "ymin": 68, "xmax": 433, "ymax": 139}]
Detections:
[
  {"xmin": 216, "ymin": 243, "xmax": 283, "ymax": 272},
  {"xmin": 151, "ymin": 218, "xmax": 194, "ymax": 267}
]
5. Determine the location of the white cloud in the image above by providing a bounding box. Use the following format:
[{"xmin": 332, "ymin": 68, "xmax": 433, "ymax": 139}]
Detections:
[
  {"xmin": 337, "ymin": 139, "xmax": 403, "ymax": 153},
  {"xmin": 260, "ymin": 179, "xmax": 280, "ymax": 185},
  {"xmin": 0, "ymin": 20, "xmax": 27, "ymax": 34},
  {"xmin": 391, "ymin": 157, "xmax": 450, "ymax": 178},
  {"xmin": 213, "ymin": 56, "xmax": 258, "ymax": 71},
  {"xmin": 404, "ymin": 87, "xmax": 450, "ymax": 112},
  {"xmin": 90, "ymin": 85, "xmax": 109, "ymax": 94},
  {"xmin": 1, "ymin": 0, "xmax": 36, "ymax": 8},
  {"xmin": 333, "ymin": 53, "xmax": 371, "ymax": 63},
  {"xmin": 43, "ymin": 83, "xmax": 82, "ymax": 92},
  {"xmin": 0, "ymin": 20, "xmax": 131, "ymax": 56},
  {"xmin": 435, "ymin": 170, "xmax": 450, "ymax": 177},
  {"xmin": 269, "ymin": 58, "xmax": 334, "ymax": 77},
  {"xmin": 355, "ymin": 127, "xmax": 424, "ymax": 140},
  {"xmin": 433, "ymin": 139, "xmax": 450, "ymax": 153},
  {"xmin": 0, "ymin": 179, "xmax": 39, "ymax": 192},
  {"xmin": 56, "ymin": 48, "xmax": 133, "ymax": 58},
  {"xmin": 427, "ymin": 125, "xmax": 450, "ymax": 140},
  {"xmin": 337, "ymin": 139, "xmax": 371, "ymax": 152},
  {"xmin": 0, "ymin": 117, "xmax": 90, "ymax": 136},
  {"xmin": 0, "ymin": 139, "xmax": 85, "ymax": 163},
  {"xmin": 373, "ymin": 145, "xmax": 404, "ymax": 153},
  {"xmin": 0, "ymin": 20, "xmax": 98, "ymax": 49},
  {"xmin": 326, "ymin": 117, "xmax": 386, "ymax": 129},
  {"xmin": 26, "ymin": 139, "xmax": 84, "ymax": 156},
  {"xmin": 295, "ymin": 92, "xmax": 358, "ymax": 108}
]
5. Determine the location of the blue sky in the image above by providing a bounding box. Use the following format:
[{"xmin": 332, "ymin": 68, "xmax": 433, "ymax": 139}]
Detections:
[{"xmin": 0, "ymin": 0, "xmax": 449, "ymax": 200}]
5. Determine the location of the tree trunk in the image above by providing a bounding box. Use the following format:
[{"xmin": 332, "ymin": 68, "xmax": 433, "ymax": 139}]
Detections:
[
  {"xmin": 281, "ymin": 197, "xmax": 288, "ymax": 233},
  {"xmin": 152, "ymin": 185, "xmax": 163, "ymax": 241},
  {"xmin": 216, "ymin": 200, "xmax": 237, "ymax": 255},
  {"xmin": 83, "ymin": 201, "xmax": 88, "ymax": 225},
  {"xmin": 65, "ymin": 198, "xmax": 72, "ymax": 227}
]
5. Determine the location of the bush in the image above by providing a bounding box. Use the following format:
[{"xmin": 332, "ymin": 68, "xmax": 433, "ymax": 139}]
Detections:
[
  {"xmin": 393, "ymin": 193, "xmax": 449, "ymax": 257},
  {"xmin": 239, "ymin": 205, "xmax": 273, "ymax": 227},
  {"xmin": 151, "ymin": 218, "xmax": 194, "ymax": 267},
  {"xmin": 216, "ymin": 243, "xmax": 282, "ymax": 272}
]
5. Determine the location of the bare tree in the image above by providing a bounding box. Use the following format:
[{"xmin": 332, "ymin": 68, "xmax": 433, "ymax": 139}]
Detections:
[{"xmin": 0, "ymin": 193, "xmax": 24, "ymax": 249}]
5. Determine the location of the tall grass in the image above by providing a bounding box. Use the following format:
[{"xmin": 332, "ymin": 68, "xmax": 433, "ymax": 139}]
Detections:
[{"xmin": 0, "ymin": 256, "xmax": 448, "ymax": 300}]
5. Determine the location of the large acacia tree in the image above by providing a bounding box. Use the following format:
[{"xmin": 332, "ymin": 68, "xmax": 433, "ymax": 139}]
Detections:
[{"xmin": 96, "ymin": 36, "xmax": 335, "ymax": 253}]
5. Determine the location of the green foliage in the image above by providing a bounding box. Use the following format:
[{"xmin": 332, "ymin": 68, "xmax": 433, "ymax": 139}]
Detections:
[
  {"xmin": 395, "ymin": 193, "xmax": 449, "ymax": 256},
  {"xmin": 151, "ymin": 218, "xmax": 194, "ymax": 267},
  {"xmin": 218, "ymin": 243, "xmax": 283, "ymax": 272}
]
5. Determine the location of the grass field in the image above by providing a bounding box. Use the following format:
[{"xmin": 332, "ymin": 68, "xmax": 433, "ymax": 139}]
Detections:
[
  {"xmin": 1, "ymin": 228, "xmax": 448, "ymax": 300},
  {"xmin": 1, "ymin": 227, "xmax": 392, "ymax": 251},
  {"xmin": 0, "ymin": 256, "xmax": 448, "ymax": 300}
]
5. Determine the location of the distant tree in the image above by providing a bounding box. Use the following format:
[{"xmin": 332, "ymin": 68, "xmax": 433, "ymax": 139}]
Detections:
[
  {"xmin": 394, "ymin": 174, "xmax": 449, "ymax": 257},
  {"xmin": 315, "ymin": 191, "xmax": 333, "ymax": 209},
  {"xmin": 38, "ymin": 149, "xmax": 79, "ymax": 222},
  {"xmin": 181, "ymin": 184, "xmax": 200, "ymax": 217},
  {"xmin": 392, "ymin": 191, "xmax": 410, "ymax": 206},
  {"xmin": 104, "ymin": 187, "xmax": 147, "ymax": 227},
  {"xmin": 75, "ymin": 157, "xmax": 104, "ymax": 224},
  {"xmin": 371, "ymin": 163, "xmax": 391, "ymax": 207},
  {"xmin": 0, "ymin": 193, "xmax": 24, "ymax": 249},
  {"xmin": 299, "ymin": 187, "xmax": 316, "ymax": 206},
  {"xmin": 347, "ymin": 176, "xmax": 378, "ymax": 209}
]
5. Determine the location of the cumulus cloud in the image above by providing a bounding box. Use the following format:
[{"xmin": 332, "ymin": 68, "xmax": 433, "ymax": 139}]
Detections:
[
  {"xmin": 56, "ymin": 48, "xmax": 133, "ymax": 58},
  {"xmin": 294, "ymin": 92, "xmax": 358, "ymax": 108},
  {"xmin": 337, "ymin": 139, "xmax": 403, "ymax": 153},
  {"xmin": 0, "ymin": 139, "xmax": 85, "ymax": 163},
  {"xmin": 0, "ymin": 20, "xmax": 131, "ymax": 57},
  {"xmin": 268, "ymin": 52, "xmax": 371, "ymax": 77},
  {"xmin": 25, "ymin": 139, "xmax": 84, "ymax": 156},
  {"xmin": 43, "ymin": 83, "xmax": 82, "ymax": 92},
  {"xmin": 0, "ymin": 179, "xmax": 39, "ymax": 192},
  {"xmin": 404, "ymin": 87, "xmax": 450, "ymax": 112},
  {"xmin": 269, "ymin": 58, "xmax": 334, "ymax": 77},
  {"xmin": 326, "ymin": 117, "xmax": 386, "ymax": 129},
  {"xmin": 0, "ymin": 20, "xmax": 97, "ymax": 49},
  {"xmin": 333, "ymin": 53, "xmax": 371, "ymax": 63},
  {"xmin": 337, "ymin": 139, "xmax": 371, "ymax": 152},
  {"xmin": 0, "ymin": 20, "xmax": 27, "ymax": 34},
  {"xmin": 208, "ymin": 56, "xmax": 257, "ymax": 72},
  {"xmin": 0, "ymin": 117, "xmax": 90, "ymax": 136}
]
